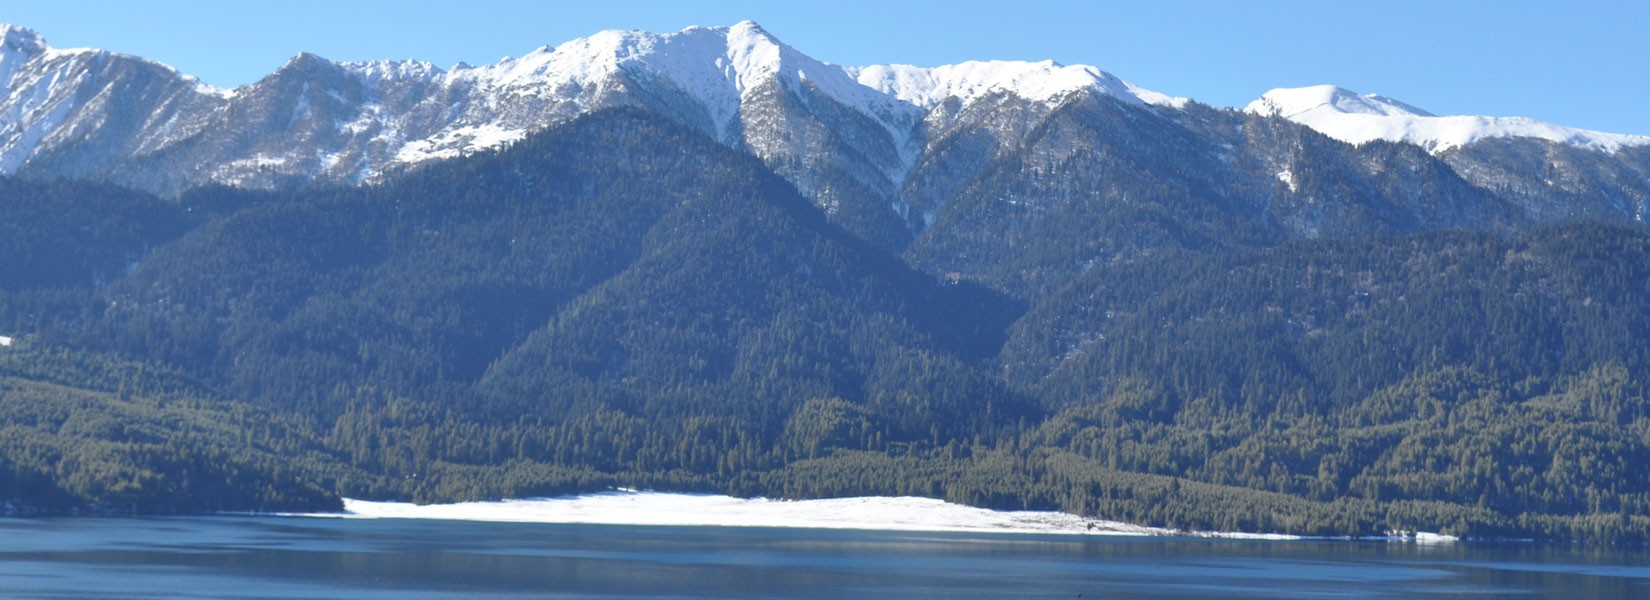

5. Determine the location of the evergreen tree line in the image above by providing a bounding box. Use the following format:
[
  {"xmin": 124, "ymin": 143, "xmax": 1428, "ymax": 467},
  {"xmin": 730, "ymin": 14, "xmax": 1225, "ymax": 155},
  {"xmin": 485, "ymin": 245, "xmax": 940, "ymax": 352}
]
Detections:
[{"xmin": 0, "ymin": 109, "xmax": 1648, "ymax": 543}]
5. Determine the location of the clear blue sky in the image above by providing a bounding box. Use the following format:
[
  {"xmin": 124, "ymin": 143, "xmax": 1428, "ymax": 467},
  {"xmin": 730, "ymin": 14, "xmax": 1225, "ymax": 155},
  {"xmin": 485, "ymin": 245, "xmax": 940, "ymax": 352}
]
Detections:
[{"xmin": 7, "ymin": 0, "xmax": 1647, "ymax": 136}]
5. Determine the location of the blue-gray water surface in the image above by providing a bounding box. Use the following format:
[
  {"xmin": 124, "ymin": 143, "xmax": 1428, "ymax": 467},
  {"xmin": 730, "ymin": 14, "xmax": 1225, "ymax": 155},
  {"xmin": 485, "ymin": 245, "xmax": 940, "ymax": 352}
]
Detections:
[{"xmin": 1, "ymin": 516, "xmax": 1647, "ymax": 599}]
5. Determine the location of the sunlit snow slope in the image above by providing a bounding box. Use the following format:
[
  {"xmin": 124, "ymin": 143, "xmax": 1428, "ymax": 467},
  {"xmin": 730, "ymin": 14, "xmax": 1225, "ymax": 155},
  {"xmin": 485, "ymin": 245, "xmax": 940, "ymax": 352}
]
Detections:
[{"xmin": 1247, "ymin": 85, "xmax": 1650, "ymax": 153}]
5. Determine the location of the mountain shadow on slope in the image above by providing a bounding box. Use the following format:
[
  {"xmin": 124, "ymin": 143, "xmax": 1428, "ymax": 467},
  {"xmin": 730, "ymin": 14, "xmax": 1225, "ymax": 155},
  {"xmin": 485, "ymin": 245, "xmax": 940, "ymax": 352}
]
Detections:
[
  {"xmin": 901, "ymin": 95, "xmax": 1527, "ymax": 304},
  {"xmin": 49, "ymin": 108, "xmax": 1030, "ymax": 465}
]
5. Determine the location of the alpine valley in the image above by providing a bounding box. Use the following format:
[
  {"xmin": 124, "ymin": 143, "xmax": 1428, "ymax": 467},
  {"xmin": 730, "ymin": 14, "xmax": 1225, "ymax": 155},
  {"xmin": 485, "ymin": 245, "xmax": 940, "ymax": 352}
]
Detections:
[{"xmin": 3, "ymin": 21, "xmax": 1650, "ymax": 542}]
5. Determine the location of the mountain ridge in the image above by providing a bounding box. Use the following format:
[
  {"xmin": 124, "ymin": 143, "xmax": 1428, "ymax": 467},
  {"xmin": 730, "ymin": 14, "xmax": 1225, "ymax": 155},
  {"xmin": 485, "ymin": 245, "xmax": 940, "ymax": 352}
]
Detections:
[
  {"xmin": 7, "ymin": 21, "xmax": 1641, "ymax": 199},
  {"xmin": 1247, "ymin": 84, "xmax": 1650, "ymax": 153}
]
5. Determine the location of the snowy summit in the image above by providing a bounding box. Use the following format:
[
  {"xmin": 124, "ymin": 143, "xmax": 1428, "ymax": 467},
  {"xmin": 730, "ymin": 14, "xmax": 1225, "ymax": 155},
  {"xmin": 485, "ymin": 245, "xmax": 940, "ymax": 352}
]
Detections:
[
  {"xmin": 1246, "ymin": 84, "xmax": 1650, "ymax": 153},
  {"xmin": 851, "ymin": 60, "xmax": 1186, "ymax": 110},
  {"xmin": 453, "ymin": 20, "xmax": 918, "ymax": 143},
  {"xmin": 2, "ymin": 20, "xmax": 1646, "ymax": 199}
]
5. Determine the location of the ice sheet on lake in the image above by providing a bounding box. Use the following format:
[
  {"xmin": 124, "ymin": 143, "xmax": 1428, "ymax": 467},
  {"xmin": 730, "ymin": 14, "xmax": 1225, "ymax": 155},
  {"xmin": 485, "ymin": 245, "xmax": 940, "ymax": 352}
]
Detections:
[
  {"xmin": 292, "ymin": 490, "xmax": 1458, "ymax": 542},
  {"xmin": 311, "ymin": 491, "xmax": 1172, "ymax": 536}
]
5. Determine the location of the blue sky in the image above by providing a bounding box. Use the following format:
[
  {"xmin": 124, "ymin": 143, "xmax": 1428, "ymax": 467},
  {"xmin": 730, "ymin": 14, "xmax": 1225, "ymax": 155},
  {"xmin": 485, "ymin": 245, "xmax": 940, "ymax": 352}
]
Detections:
[{"xmin": 7, "ymin": 0, "xmax": 1647, "ymax": 135}]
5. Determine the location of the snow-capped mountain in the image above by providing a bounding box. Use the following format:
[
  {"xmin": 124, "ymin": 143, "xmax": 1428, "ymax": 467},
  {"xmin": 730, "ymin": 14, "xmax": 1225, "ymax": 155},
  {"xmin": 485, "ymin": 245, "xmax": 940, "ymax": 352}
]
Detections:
[
  {"xmin": 1243, "ymin": 86, "xmax": 1650, "ymax": 224},
  {"xmin": 1246, "ymin": 85, "xmax": 1650, "ymax": 153},
  {"xmin": 3, "ymin": 21, "xmax": 1649, "ymax": 247},
  {"xmin": 852, "ymin": 60, "xmax": 1186, "ymax": 111},
  {"xmin": 0, "ymin": 24, "xmax": 225, "ymax": 178},
  {"xmin": 1, "ymin": 20, "xmax": 1188, "ymax": 249},
  {"xmin": 0, "ymin": 22, "xmax": 1165, "ymax": 185}
]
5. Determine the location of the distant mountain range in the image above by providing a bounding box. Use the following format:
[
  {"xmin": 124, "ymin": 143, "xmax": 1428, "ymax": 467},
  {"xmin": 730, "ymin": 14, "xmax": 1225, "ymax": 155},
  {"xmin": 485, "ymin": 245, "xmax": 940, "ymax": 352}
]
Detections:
[
  {"xmin": 4, "ymin": 22, "xmax": 1650, "ymax": 542},
  {"xmin": 3, "ymin": 21, "xmax": 1648, "ymax": 247}
]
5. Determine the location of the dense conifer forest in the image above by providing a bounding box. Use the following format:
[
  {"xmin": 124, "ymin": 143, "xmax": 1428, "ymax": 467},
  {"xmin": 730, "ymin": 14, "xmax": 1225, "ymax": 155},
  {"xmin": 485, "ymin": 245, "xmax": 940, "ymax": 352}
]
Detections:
[{"xmin": 3, "ymin": 109, "xmax": 1649, "ymax": 543}]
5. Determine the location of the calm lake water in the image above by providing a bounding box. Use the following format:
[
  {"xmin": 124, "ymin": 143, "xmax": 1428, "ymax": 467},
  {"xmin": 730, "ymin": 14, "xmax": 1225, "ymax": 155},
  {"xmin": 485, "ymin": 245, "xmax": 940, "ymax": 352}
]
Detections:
[{"xmin": 1, "ymin": 516, "xmax": 1647, "ymax": 599}]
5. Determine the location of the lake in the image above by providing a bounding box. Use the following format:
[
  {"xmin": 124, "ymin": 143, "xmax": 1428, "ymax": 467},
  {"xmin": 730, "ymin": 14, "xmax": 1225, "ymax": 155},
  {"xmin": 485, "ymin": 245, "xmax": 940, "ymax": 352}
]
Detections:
[{"xmin": 1, "ymin": 516, "xmax": 1647, "ymax": 599}]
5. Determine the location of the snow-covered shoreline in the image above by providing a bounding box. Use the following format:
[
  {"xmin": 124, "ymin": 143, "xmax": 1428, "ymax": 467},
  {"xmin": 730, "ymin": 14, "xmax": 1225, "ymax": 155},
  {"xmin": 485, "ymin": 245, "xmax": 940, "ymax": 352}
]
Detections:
[{"xmin": 284, "ymin": 490, "xmax": 1456, "ymax": 543}]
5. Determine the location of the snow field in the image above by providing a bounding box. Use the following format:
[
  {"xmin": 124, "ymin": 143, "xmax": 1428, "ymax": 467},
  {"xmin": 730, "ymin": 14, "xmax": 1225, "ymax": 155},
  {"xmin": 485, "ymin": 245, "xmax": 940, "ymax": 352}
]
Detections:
[{"xmin": 292, "ymin": 490, "xmax": 1455, "ymax": 543}]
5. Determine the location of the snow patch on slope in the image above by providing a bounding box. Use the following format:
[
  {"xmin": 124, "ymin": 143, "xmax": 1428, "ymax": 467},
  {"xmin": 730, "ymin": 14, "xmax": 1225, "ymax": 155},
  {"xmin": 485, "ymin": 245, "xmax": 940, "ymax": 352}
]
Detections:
[
  {"xmin": 852, "ymin": 60, "xmax": 1187, "ymax": 109},
  {"xmin": 394, "ymin": 124, "xmax": 527, "ymax": 163},
  {"xmin": 0, "ymin": 84, "xmax": 74, "ymax": 172},
  {"xmin": 1247, "ymin": 85, "xmax": 1650, "ymax": 153},
  {"xmin": 1276, "ymin": 169, "xmax": 1297, "ymax": 192}
]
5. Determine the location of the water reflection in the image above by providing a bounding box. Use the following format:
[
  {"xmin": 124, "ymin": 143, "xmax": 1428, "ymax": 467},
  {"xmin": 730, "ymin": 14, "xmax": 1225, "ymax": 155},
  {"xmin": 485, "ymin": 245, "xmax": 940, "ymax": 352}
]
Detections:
[{"xmin": 0, "ymin": 517, "xmax": 1645, "ymax": 599}]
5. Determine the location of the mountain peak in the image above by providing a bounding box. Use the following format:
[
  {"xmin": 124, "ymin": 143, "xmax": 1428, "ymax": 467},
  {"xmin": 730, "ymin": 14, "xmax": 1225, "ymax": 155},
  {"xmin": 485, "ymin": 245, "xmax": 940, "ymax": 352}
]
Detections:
[
  {"xmin": 272, "ymin": 52, "xmax": 339, "ymax": 76},
  {"xmin": 252, "ymin": 52, "xmax": 356, "ymax": 92},
  {"xmin": 727, "ymin": 19, "xmax": 772, "ymax": 38},
  {"xmin": 280, "ymin": 51, "xmax": 337, "ymax": 70},
  {"xmin": 338, "ymin": 58, "xmax": 443, "ymax": 81},
  {"xmin": 1246, "ymin": 85, "xmax": 1650, "ymax": 153},
  {"xmin": 0, "ymin": 24, "xmax": 47, "ymax": 55},
  {"xmin": 721, "ymin": 20, "xmax": 785, "ymax": 70},
  {"xmin": 852, "ymin": 59, "xmax": 1185, "ymax": 110},
  {"xmin": 463, "ymin": 22, "xmax": 912, "ymax": 141},
  {"xmin": 1246, "ymin": 85, "xmax": 1433, "ymax": 119}
]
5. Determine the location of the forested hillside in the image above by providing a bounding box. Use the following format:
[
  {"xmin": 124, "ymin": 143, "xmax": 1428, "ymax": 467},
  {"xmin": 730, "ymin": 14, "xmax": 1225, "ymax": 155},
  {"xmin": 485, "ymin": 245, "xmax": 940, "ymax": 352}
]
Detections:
[{"xmin": 2, "ymin": 109, "xmax": 1648, "ymax": 542}]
